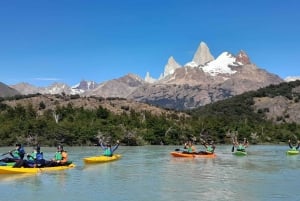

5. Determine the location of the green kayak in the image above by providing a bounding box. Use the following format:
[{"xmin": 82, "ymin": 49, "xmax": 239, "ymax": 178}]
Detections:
[
  {"xmin": 233, "ymin": 151, "xmax": 247, "ymax": 156},
  {"xmin": 286, "ymin": 150, "xmax": 299, "ymax": 155},
  {"xmin": 0, "ymin": 162, "xmax": 15, "ymax": 166}
]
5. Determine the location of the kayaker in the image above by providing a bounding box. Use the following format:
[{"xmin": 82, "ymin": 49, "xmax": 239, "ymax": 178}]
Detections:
[
  {"xmin": 46, "ymin": 145, "xmax": 69, "ymax": 166},
  {"xmin": 233, "ymin": 137, "xmax": 248, "ymax": 152},
  {"xmin": 100, "ymin": 140, "xmax": 120, "ymax": 157},
  {"xmin": 26, "ymin": 146, "xmax": 45, "ymax": 167},
  {"xmin": 183, "ymin": 141, "xmax": 196, "ymax": 153},
  {"xmin": 0, "ymin": 143, "xmax": 25, "ymax": 163},
  {"xmin": 288, "ymin": 139, "xmax": 300, "ymax": 150},
  {"xmin": 202, "ymin": 141, "xmax": 216, "ymax": 154}
]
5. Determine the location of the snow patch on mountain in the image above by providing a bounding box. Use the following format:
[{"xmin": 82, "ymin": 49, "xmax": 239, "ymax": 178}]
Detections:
[
  {"xmin": 200, "ymin": 52, "xmax": 242, "ymax": 76},
  {"xmin": 285, "ymin": 76, "xmax": 300, "ymax": 82}
]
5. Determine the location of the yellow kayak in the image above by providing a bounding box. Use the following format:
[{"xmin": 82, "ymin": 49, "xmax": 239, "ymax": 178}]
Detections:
[
  {"xmin": 83, "ymin": 154, "xmax": 121, "ymax": 164},
  {"xmin": 0, "ymin": 163, "xmax": 75, "ymax": 174}
]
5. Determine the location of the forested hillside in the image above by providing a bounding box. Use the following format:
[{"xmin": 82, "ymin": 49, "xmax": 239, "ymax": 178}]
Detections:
[
  {"xmin": 0, "ymin": 80, "xmax": 300, "ymax": 146},
  {"xmin": 189, "ymin": 80, "xmax": 300, "ymax": 144}
]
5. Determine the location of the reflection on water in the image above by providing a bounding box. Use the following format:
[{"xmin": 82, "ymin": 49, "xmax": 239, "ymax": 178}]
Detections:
[{"xmin": 0, "ymin": 145, "xmax": 300, "ymax": 201}]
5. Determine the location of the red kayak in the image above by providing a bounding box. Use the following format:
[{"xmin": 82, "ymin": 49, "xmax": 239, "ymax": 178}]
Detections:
[{"xmin": 170, "ymin": 151, "xmax": 216, "ymax": 158}]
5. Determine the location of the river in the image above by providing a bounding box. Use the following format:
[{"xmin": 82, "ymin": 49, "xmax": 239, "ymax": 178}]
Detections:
[{"xmin": 0, "ymin": 145, "xmax": 299, "ymax": 201}]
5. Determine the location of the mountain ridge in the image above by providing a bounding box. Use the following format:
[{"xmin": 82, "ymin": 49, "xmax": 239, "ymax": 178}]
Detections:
[{"xmin": 3, "ymin": 41, "xmax": 287, "ymax": 109}]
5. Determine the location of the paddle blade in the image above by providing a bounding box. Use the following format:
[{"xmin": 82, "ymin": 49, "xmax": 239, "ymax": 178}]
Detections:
[
  {"xmin": 175, "ymin": 149, "xmax": 181, "ymax": 151},
  {"xmin": 231, "ymin": 146, "xmax": 234, "ymax": 152},
  {"xmin": 1, "ymin": 152, "xmax": 10, "ymax": 156}
]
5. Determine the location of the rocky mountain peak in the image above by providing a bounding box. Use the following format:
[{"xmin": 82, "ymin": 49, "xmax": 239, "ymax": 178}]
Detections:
[
  {"xmin": 145, "ymin": 72, "xmax": 156, "ymax": 83},
  {"xmin": 72, "ymin": 80, "xmax": 98, "ymax": 90},
  {"xmin": 192, "ymin": 41, "xmax": 214, "ymax": 66},
  {"xmin": 236, "ymin": 50, "xmax": 251, "ymax": 65},
  {"xmin": 163, "ymin": 56, "xmax": 181, "ymax": 77}
]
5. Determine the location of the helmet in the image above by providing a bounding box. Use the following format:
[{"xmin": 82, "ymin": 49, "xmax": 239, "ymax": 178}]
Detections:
[{"xmin": 15, "ymin": 143, "xmax": 21, "ymax": 147}]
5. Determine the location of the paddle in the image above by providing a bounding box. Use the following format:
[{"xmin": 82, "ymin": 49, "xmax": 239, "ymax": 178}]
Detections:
[
  {"xmin": 1, "ymin": 150, "xmax": 14, "ymax": 156},
  {"xmin": 231, "ymin": 146, "xmax": 234, "ymax": 152}
]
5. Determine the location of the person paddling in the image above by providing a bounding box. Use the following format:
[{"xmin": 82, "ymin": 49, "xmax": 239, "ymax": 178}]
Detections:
[
  {"xmin": 26, "ymin": 146, "xmax": 45, "ymax": 167},
  {"xmin": 183, "ymin": 141, "xmax": 196, "ymax": 153},
  {"xmin": 100, "ymin": 140, "xmax": 120, "ymax": 157},
  {"xmin": 0, "ymin": 143, "xmax": 25, "ymax": 163},
  {"xmin": 288, "ymin": 139, "xmax": 300, "ymax": 150},
  {"xmin": 45, "ymin": 145, "xmax": 69, "ymax": 167}
]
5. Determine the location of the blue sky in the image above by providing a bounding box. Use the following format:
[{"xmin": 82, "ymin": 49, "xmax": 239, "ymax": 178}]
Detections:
[{"xmin": 0, "ymin": 0, "xmax": 299, "ymax": 87}]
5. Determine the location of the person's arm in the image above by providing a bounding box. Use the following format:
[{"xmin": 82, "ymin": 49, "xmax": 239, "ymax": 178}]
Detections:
[
  {"xmin": 232, "ymin": 137, "xmax": 237, "ymax": 146},
  {"xmin": 100, "ymin": 142, "xmax": 106, "ymax": 150},
  {"xmin": 243, "ymin": 138, "xmax": 249, "ymax": 147},
  {"xmin": 296, "ymin": 141, "xmax": 300, "ymax": 150},
  {"xmin": 212, "ymin": 143, "xmax": 216, "ymax": 151},
  {"xmin": 111, "ymin": 141, "xmax": 120, "ymax": 153},
  {"xmin": 288, "ymin": 140, "xmax": 293, "ymax": 149}
]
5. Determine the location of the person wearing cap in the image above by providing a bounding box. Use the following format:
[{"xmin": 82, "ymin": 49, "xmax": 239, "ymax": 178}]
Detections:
[
  {"xmin": 100, "ymin": 140, "xmax": 120, "ymax": 157},
  {"xmin": 0, "ymin": 143, "xmax": 26, "ymax": 163},
  {"xmin": 45, "ymin": 145, "xmax": 69, "ymax": 167}
]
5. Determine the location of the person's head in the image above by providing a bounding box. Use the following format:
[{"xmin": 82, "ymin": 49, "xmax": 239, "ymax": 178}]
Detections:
[
  {"xmin": 15, "ymin": 143, "xmax": 21, "ymax": 149},
  {"xmin": 57, "ymin": 145, "xmax": 63, "ymax": 151},
  {"xmin": 34, "ymin": 146, "xmax": 41, "ymax": 153}
]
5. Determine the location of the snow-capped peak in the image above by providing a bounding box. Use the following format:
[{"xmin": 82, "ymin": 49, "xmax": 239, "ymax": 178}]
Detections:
[{"xmin": 201, "ymin": 52, "xmax": 241, "ymax": 76}]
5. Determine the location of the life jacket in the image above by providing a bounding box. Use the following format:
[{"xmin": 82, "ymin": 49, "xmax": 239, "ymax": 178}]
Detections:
[
  {"xmin": 12, "ymin": 147, "xmax": 25, "ymax": 159},
  {"xmin": 206, "ymin": 146, "xmax": 214, "ymax": 153},
  {"xmin": 54, "ymin": 151, "xmax": 63, "ymax": 160},
  {"xmin": 237, "ymin": 145, "xmax": 245, "ymax": 151},
  {"xmin": 104, "ymin": 148, "xmax": 112, "ymax": 156},
  {"xmin": 18, "ymin": 147, "xmax": 25, "ymax": 159},
  {"xmin": 28, "ymin": 152, "xmax": 37, "ymax": 162},
  {"xmin": 292, "ymin": 147, "xmax": 297, "ymax": 151},
  {"xmin": 12, "ymin": 150, "xmax": 21, "ymax": 159},
  {"xmin": 36, "ymin": 152, "xmax": 44, "ymax": 160},
  {"xmin": 61, "ymin": 151, "xmax": 68, "ymax": 163}
]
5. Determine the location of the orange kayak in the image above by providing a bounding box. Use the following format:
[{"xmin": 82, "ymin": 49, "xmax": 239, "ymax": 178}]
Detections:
[{"xmin": 170, "ymin": 151, "xmax": 216, "ymax": 158}]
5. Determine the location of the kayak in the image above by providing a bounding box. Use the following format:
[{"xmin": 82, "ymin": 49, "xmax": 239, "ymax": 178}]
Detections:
[
  {"xmin": 286, "ymin": 150, "xmax": 299, "ymax": 155},
  {"xmin": 0, "ymin": 162, "xmax": 15, "ymax": 166},
  {"xmin": 233, "ymin": 151, "xmax": 247, "ymax": 156},
  {"xmin": 0, "ymin": 163, "xmax": 75, "ymax": 174},
  {"xmin": 83, "ymin": 154, "xmax": 121, "ymax": 164},
  {"xmin": 170, "ymin": 152, "xmax": 216, "ymax": 158}
]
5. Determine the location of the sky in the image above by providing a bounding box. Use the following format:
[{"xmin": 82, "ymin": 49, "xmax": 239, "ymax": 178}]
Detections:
[{"xmin": 0, "ymin": 0, "xmax": 299, "ymax": 87}]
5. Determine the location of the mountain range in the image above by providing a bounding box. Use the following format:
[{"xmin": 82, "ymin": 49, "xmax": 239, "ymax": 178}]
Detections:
[{"xmin": 1, "ymin": 41, "xmax": 285, "ymax": 109}]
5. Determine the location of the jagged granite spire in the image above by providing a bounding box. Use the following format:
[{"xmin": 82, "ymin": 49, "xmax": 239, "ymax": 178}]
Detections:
[
  {"xmin": 236, "ymin": 50, "xmax": 251, "ymax": 65},
  {"xmin": 193, "ymin": 41, "xmax": 214, "ymax": 65},
  {"xmin": 145, "ymin": 72, "xmax": 156, "ymax": 83},
  {"xmin": 163, "ymin": 56, "xmax": 181, "ymax": 77}
]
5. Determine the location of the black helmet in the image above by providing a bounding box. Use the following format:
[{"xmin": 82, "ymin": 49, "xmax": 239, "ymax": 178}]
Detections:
[{"xmin": 15, "ymin": 143, "xmax": 21, "ymax": 147}]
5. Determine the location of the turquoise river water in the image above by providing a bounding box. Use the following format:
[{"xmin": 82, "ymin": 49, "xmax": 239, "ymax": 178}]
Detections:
[{"xmin": 0, "ymin": 145, "xmax": 299, "ymax": 201}]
